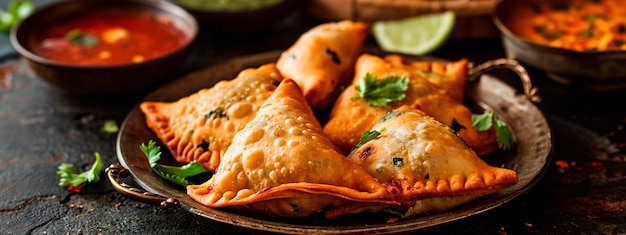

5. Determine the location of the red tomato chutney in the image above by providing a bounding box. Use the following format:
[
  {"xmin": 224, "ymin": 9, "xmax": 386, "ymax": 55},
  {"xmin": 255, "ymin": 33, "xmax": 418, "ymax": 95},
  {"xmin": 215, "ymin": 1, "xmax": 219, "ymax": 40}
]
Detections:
[{"xmin": 32, "ymin": 11, "xmax": 188, "ymax": 66}]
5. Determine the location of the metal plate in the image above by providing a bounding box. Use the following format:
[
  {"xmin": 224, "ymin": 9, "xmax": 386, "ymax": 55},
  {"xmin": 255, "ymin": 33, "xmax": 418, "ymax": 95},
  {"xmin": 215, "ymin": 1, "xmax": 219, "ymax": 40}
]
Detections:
[{"xmin": 116, "ymin": 50, "xmax": 552, "ymax": 234}]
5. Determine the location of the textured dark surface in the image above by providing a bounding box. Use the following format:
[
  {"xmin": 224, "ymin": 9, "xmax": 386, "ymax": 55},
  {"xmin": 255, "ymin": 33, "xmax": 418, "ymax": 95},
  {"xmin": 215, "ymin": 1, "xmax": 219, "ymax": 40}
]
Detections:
[{"xmin": 1, "ymin": 1, "xmax": 625, "ymax": 234}]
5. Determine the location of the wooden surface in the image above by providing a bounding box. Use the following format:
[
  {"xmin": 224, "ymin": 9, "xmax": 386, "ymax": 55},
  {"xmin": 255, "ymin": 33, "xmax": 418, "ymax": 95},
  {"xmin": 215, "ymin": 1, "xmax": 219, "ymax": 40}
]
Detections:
[{"xmin": 0, "ymin": 1, "xmax": 625, "ymax": 234}]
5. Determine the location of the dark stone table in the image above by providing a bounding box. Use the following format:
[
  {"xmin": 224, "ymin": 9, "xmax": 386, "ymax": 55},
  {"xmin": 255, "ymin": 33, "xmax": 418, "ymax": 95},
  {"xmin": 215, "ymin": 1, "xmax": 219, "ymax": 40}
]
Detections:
[{"xmin": 1, "ymin": 1, "xmax": 624, "ymax": 234}]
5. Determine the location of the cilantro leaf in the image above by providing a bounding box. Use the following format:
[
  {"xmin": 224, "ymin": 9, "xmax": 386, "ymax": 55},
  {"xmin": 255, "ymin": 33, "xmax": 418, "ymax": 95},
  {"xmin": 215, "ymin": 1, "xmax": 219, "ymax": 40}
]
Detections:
[
  {"xmin": 471, "ymin": 110, "xmax": 514, "ymax": 150},
  {"xmin": 352, "ymin": 73, "xmax": 408, "ymax": 106},
  {"xmin": 495, "ymin": 118, "xmax": 514, "ymax": 149},
  {"xmin": 57, "ymin": 152, "xmax": 103, "ymax": 189},
  {"xmin": 101, "ymin": 119, "xmax": 119, "ymax": 134},
  {"xmin": 66, "ymin": 29, "xmax": 99, "ymax": 46},
  {"xmin": 379, "ymin": 110, "xmax": 401, "ymax": 123},
  {"xmin": 471, "ymin": 110, "xmax": 494, "ymax": 131},
  {"xmin": 140, "ymin": 140, "xmax": 162, "ymax": 168},
  {"xmin": 352, "ymin": 128, "xmax": 385, "ymax": 152},
  {"xmin": 140, "ymin": 140, "xmax": 210, "ymax": 187}
]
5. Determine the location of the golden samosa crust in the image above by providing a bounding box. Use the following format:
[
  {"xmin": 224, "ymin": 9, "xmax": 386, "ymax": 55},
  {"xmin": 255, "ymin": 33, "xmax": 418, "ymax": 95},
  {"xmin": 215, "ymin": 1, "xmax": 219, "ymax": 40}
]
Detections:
[
  {"xmin": 140, "ymin": 64, "xmax": 283, "ymax": 171},
  {"xmin": 276, "ymin": 20, "xmax": 369, "ymax": 110},
  {"xmin": 323, "ymin": 53, "xmax": 498, "ymax": 155},
  {"xmin": 383, "ymin": 54, "xmax": 468, "ymax": 102},
  {"xmin": 336, "ymin": 106, "xmax": 518, "ymax": 217},
  {"xmin": 187, "ymin": 79, "xmax": 394, "ymax": 218}
]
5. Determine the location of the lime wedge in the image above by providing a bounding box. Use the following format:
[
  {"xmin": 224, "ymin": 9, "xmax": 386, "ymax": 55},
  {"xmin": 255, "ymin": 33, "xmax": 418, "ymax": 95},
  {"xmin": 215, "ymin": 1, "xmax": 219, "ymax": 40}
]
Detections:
[{"xmin": 373, "ymin": 11, "xmax": 456, "ymax": 55}]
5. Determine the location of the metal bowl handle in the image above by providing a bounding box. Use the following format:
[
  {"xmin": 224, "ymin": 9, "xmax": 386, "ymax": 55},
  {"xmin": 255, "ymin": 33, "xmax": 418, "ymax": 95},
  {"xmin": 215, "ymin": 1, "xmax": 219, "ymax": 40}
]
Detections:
[
  {"xmin": 106, "ymin": 163, "xmax": 180, "ymax": 209},
  {"xmin": 468, "ymin": 58, "xmax": 541, "ymax": 103}
]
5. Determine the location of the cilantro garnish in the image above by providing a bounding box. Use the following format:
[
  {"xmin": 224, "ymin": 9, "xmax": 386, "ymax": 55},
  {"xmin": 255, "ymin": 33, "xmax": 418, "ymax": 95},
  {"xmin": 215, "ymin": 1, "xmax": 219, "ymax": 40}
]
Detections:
[
  {"xmin": 57, "ymin": 152, "xmax": 103, "ymax": 192},
  {"xmin": 101, "ymin": 119, "xmax": 119, "ymax": 134},
  {"xmin": 352, "ymin": 128, "xmax": 385, "ymax": 151},
  {"xmin": 379, "ymin": 110, "xmax": 401, "ymax": 123},
  {"xmin": 66, "ymin": 29, "xmax": 99, "ymax": 46},
  {"xmin": 392, "ymin": 157, "xmax": 403, "ymax": 166},
  {"xmin": 203, "ymin": 108, "xmax": 229, "ymax": 120},
  {"xmin": 0, "ymin": 0, "xmax": 33, "ymax": 33},
  {"xmin": 533, "ymin": 25, "xmax": 561, "ymax": 40},
  {"xmin": 352, "ymin": 73, "xmax": 409, "ymax": 106},
  {"xmin": 472, "ymin": 110, "xmax": 514, "ymax": 150},
  {"xmin": 140, "ymin": 140, "xmax": 210, "ymax": 187}
]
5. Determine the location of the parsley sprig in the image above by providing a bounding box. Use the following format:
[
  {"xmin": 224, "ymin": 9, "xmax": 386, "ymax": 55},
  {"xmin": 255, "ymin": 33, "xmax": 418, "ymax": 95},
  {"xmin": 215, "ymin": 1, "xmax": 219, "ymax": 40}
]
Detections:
[
  {"xmin": 472, "ymin": 110, "xmax": 514, "ymax": 150},
  {"xmin": 57, "ymin": 152, "xmax": 103, "ymax": 192},
  {"xmin": 140, "ymin": 140, "xmax": 210, "ymax": 187},
  {"xmin": 352, "ymin": 73, "xmax": 409, "ymax": 106}
]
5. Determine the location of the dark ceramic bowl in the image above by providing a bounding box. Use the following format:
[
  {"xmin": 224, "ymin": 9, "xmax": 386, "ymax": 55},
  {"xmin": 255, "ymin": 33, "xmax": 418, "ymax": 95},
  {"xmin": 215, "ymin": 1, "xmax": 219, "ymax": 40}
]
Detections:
[
  {"xmin": 493, "ymin": 0, "xmax": 626, "ymax": 91},
  {"xmin": 169, "ymin": 0, "xmax": 299, "ymax": 34},
  {"xmin": 10, "ymin": 0, "xmax": 198, "ymax": 94}
]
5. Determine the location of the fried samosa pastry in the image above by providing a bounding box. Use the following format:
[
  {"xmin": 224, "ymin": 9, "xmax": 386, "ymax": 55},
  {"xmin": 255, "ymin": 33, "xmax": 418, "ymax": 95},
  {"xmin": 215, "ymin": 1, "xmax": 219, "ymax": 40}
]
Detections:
[
  {"xmin": 140, "ymin": 64, "xmax": 283, "ymax": 171},
  {"xmin": 323, "ymin": 53, "xmax": 498, "ymax": 155},
  {"xmin": 384, "ymin": 54, "xmax": 469, "ymax": 102},
  {"xmin": 340, "ymin": 106, "xmax": 518, "ymax": 217},
  {"xmin": 187, "ymin": 79, "xmax": 394, "ymax": 218},
  {"xmin": 276, "ymin": 20, "xmax": 369, "ymax": 110}
]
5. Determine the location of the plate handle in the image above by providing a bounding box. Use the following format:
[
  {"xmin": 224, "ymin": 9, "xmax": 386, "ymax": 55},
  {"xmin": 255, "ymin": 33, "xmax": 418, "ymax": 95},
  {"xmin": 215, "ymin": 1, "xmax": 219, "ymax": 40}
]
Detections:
[
  {"xmin": 106, "ymin": 163, "xmax": 181, "ymax": 209},
  {"xmin": 468, "ymin": 58, "xmax": 541, "ymax": 103}
]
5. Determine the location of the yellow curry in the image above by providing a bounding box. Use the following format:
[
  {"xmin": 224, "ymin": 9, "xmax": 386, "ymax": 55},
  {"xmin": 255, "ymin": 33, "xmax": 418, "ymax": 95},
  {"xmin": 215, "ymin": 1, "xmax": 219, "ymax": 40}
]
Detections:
[{"xmin": 508, "ymin": 0, "xmax": 626, "ymax": 51}]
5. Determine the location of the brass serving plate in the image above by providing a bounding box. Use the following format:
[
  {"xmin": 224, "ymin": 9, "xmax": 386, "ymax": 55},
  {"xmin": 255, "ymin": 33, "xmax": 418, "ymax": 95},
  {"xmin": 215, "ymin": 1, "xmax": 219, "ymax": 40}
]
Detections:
[{"xmin": 111, "ymin": 50, "xmax": 552, "ymax": 234}]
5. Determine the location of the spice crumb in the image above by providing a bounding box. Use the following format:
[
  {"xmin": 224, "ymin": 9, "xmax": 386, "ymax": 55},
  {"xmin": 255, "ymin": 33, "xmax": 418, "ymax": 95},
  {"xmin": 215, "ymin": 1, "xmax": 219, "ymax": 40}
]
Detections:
[
  {"xmin": 387, "ymin": 217, "xmax": 399, "ymax": 223},
  {"xmin": 555, "ymin": 159, "xmax": 569, "ymax": 173}
]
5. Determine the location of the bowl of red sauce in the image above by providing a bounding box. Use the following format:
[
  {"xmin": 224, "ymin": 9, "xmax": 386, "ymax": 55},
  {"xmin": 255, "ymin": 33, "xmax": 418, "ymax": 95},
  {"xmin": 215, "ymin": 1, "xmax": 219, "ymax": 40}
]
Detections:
[{"xmin": 11, "ymin": 0, "xmax": 198, "ymax": 94}]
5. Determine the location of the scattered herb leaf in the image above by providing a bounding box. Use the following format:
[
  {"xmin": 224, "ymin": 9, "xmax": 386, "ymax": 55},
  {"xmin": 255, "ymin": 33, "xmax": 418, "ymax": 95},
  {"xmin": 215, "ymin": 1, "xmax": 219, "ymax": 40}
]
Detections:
[
  {"xmin": 325, "ymin": 48, "xmax": 341, "ymax": 64},
  {"xmin": 203, "ymin": 108, "xmax": 229, "ymax": 120},
  {"xmin": 140, "ymin": 140, "xmax": 210, "ymax": 187},
  {"xmin": 353, "ymin": 128, "xmax": 385, "ymax": 151},
  {"xmin": 451, "ymin": 118, "xmax": 464, "ymax": 132},
  {"xmin": 56, "ymin": 152, "xmax": 103, "ymax": 191},
  {"xmin": 580, "ymin": 26, "xmax": 594, "ymax": 38},
  {"xmin": 0, "ymin": 0, "xmax": 33, "ymax": 33},
  {"xmin": 584, "ymin": 15, "xmax": 597, "ymax": 22},
  {"xmin": 533, "ymin": 25, "xmax": 561, "ymax": 40},
  {"xmin": 140, "ymin": 140, "xmax": 161, "ymax": 168},
  {"xmin": 392, "ymin": 157, "xmax": 403, "ymax": 166},
  {"xmin": 494, "ymin": 117, "xmax": 514, "ymax": 150},
  {"xmin": 196, "ymin": 139, "xmax": 211, "ymax": 152},
  {"xmin": 471, "ymin": 111, "xmax": 493, "ymax": 131},
  {"xmin": 101, "ymin": 119, "xmax": 119, "ymax": 134},
  {"xmin": 472, "ymin": 110, "xmax": 514, "ymax": 150},
  {"xmin": 352, "ymin": 73, "xmax": 409, "ymax": 106},
  {"xmin": 379, "ymin": 110, "xmax": 401, "ymax": 123},
  {"xmin": 66, "ymin": 29, "xmax": 99, "ymax": 46}
]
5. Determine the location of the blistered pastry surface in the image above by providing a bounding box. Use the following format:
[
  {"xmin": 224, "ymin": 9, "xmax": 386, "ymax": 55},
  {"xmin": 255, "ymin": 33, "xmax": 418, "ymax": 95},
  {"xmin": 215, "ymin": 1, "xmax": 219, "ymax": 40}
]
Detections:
[{"xmin": 140, "ymin": 64, "xmax": 283, "ymax": 171}]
